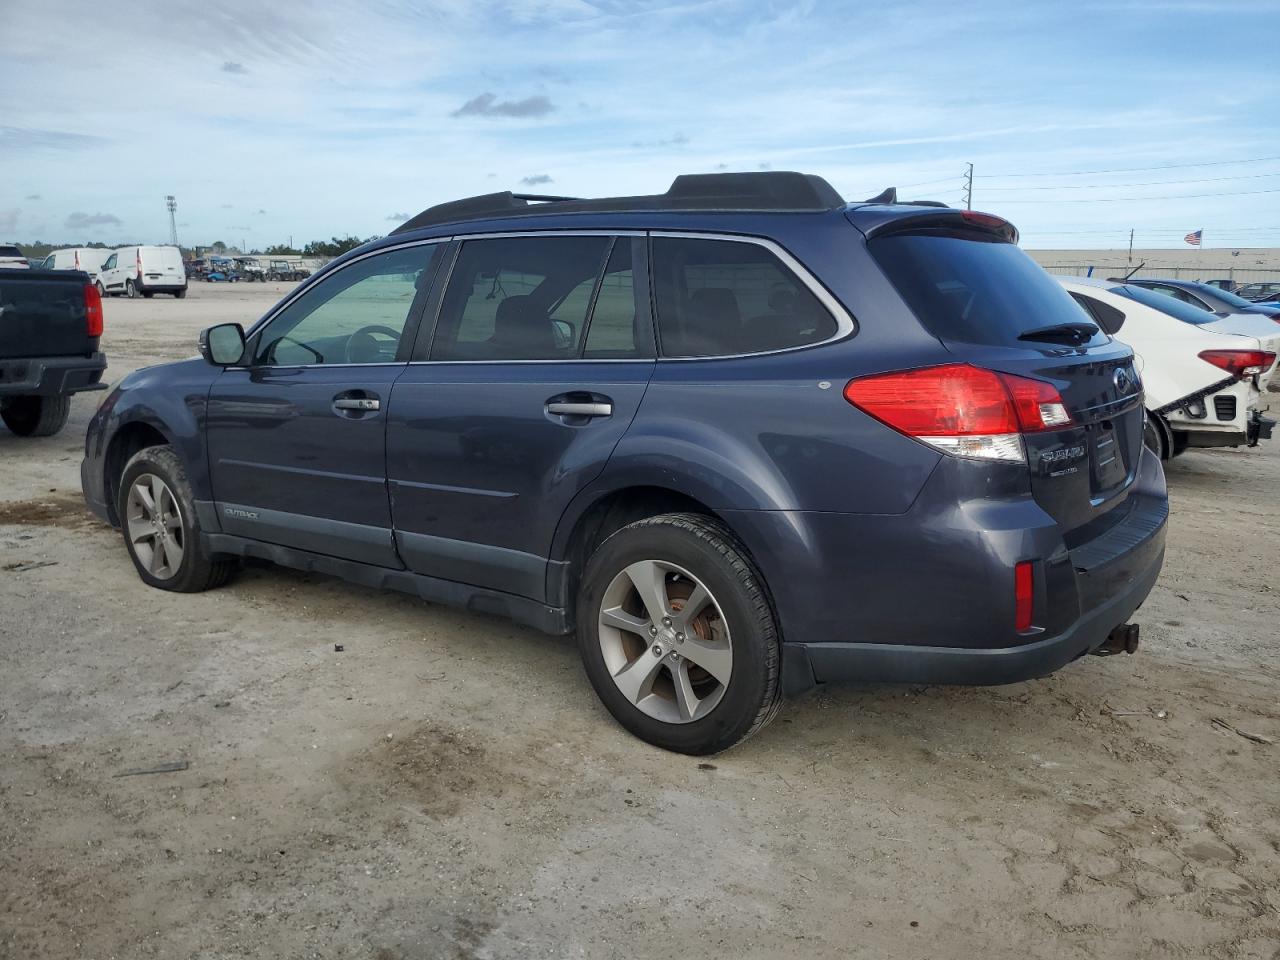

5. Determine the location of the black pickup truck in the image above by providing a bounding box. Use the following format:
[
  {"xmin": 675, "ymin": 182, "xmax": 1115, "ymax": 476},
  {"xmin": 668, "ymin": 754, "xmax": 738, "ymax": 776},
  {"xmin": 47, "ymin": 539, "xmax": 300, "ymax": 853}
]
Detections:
[{"xmin": 0, "ymin": 270, "xmax": 107, "ymax": 437}]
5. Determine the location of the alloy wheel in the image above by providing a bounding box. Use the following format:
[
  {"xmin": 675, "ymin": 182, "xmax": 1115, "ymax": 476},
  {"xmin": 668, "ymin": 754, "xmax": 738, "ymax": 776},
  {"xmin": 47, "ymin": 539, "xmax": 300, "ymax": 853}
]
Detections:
[
  {"xmin": 125, "ymin": 473, "xmax": 185, "ymax": 579},
  {"xmin": 597, "ymin": 560, "xmax": 732, "ymax": 724}
]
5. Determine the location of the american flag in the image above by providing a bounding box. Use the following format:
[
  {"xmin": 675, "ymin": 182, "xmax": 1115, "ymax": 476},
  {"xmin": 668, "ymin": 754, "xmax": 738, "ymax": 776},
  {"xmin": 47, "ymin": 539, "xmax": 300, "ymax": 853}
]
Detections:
[{"xmin": 1184, "ymin": 229, "xmax": 1203, "ymax": 246}]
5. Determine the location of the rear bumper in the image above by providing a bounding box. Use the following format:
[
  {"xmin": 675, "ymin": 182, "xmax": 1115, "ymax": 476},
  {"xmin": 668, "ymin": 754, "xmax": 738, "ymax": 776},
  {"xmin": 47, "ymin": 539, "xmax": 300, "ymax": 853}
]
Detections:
[
  {"xmin": 0, "ymin": 353, "xmax": 107, "ymax": 397},
  {"xmin": 783, "ymin": 514, "xmax": 1164, "ymax": 691}
]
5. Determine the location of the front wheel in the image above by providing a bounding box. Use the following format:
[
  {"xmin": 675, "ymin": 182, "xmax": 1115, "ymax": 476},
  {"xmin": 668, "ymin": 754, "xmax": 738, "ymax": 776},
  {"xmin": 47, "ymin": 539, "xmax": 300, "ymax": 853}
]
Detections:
[
  {"xmin": 1, "ymin": 395, "xmax": 71, "ymax": 437},
  {"xmin": 125, "ymin": 279, "xmax": 138, "ymax": 299},
  {"xmin": 576, "ymin": 513, "xmax": 781, "ymax": 755},
  {"xmin": 118, "ymin": 445, "xmax": 235, "ymax": 592},
  {"xmin": 95, "ymin": 280, "xmax": 105, "ymax": 297}
]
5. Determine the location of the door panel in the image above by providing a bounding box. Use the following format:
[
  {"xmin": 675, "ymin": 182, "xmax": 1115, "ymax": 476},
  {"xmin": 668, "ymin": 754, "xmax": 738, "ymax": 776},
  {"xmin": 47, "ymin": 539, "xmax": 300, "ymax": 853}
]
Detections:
[
  {"xmin": 206, "ymin": 242, "xmax": 443, "ymax": 567},
  {"xmin": 386, "ymin": 362, "xmax": 654, "ymax": 597},
  {"xmin": 387, "ymin": 234, "xmax": 655, "ymax": 600},
  {"xmin": 208, "ymin": 365, "xmax": 405, "ymax": 566}
]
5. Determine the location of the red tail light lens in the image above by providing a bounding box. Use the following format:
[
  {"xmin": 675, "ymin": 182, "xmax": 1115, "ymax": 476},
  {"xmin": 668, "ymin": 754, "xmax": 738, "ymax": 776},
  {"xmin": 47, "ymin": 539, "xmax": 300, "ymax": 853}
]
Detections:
[
  {"xmin": 1014, "ymin": 561, "xmax": 1034, "ymax": 631},
  {"xmin": 843, "ymin": 364, "xmax": 1071, "ymax": 461},
  {"xmin": 84, "ymin": 282, "xmax": 104, "ymax": 338},
  {"xmin": 1198, "ymin": 350, "xmax": 1275, "ymax": 378}
]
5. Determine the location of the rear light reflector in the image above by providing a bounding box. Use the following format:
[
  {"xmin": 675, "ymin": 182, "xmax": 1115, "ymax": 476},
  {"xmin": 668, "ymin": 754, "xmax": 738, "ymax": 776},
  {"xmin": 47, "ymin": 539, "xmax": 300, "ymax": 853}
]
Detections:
[
  {"xmin": 1198, "ymin": 349, "xmax": 1275, "ymax": 378},
  {"xmin": 1014, "ymin": 561, "xmax": 1034, "ymax": 631},
  {"xmin": 843, "ymin": 363, "xmax": 1072, "ymax": 462},
  {"xmin": 84, "ymin": 282, "xmax": 104, "ymax": 338}
]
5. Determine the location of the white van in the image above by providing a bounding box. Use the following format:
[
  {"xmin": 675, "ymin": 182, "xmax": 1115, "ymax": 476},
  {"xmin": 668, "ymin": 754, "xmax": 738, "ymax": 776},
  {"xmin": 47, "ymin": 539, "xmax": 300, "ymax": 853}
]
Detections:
[
  {"xmin": 40, "ymin": 247, "xmax": 112, "ymax": 283},
  {"xmin": 100, "ymin": 245, "xmax": 188, "ymax": 298}
]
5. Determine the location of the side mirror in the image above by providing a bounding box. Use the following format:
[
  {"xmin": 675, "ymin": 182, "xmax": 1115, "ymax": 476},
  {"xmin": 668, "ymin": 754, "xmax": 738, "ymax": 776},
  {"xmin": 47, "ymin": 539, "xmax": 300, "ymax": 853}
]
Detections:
[{"xmin": 199, "ymin": 323, "xmax": 246, "ymax": 366}]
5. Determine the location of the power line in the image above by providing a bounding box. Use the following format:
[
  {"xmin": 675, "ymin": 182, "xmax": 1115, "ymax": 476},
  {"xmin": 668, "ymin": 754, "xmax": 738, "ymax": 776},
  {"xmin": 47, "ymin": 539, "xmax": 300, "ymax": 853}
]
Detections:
[
  {"xmin": 990, "ymin": 187, "xmax": 1280, "ymax": 203},
  {"xmin": 980, "ymin": 171, "xmax": 1280, "ymax": 191},
  {"xmin": 983, "ymin": 154, "xmax": 1280, "ymax": 178}
]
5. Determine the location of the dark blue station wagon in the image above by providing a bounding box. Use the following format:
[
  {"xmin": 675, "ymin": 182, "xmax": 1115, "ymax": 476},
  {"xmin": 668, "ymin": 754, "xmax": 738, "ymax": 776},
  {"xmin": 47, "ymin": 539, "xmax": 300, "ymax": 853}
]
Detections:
[{"xmin": 82, "ymin": 172, "xmax": 1168, "ymax": 753}]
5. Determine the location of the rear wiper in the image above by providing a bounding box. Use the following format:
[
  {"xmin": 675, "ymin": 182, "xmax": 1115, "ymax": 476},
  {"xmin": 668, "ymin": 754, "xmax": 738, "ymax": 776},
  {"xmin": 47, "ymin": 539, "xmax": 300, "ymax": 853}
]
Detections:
[{"xmin": 1018, "ymin": 321, "xmax": 1099, "ymax": 344}]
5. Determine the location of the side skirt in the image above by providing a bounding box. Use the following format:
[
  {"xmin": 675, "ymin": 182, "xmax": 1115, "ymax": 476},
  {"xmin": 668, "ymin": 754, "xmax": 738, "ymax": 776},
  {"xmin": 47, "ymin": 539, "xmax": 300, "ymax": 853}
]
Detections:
[{"xmin": 201, "ymin": 532, "xmax": 572, "ymax": 636}]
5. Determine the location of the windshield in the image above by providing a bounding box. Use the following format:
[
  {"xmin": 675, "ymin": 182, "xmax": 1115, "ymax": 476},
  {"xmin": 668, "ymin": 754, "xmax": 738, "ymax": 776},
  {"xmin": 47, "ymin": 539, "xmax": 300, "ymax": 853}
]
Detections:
[
  {"xmin": 1112, "ymin": 283, "xmax": 1219, "ymax": 325},
  {"xmin": 869, "ymin": 233, "xmax": 1110, "ymax": 347}
]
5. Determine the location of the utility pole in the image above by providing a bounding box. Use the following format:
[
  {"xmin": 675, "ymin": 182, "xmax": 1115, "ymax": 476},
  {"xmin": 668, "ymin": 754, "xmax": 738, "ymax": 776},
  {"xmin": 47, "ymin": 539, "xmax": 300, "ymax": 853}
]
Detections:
[
  {"xmin": 963, "ymin": 162, "xmax": 973, "ymax": 210},
  {"xmin": 1128, "ymin": 228, "xmax": 1134, "ymax": 265},
  {"xmin": 166, "ymin": 195, "xmax": 178, "ymax": 247}
]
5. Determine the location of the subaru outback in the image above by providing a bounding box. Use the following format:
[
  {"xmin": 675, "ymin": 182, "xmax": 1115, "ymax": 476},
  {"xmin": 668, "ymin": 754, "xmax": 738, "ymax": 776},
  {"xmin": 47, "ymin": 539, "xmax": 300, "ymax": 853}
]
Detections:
[{"xmin": 82, "ymin": 172, "xmax": 1168, "ymax": 754}]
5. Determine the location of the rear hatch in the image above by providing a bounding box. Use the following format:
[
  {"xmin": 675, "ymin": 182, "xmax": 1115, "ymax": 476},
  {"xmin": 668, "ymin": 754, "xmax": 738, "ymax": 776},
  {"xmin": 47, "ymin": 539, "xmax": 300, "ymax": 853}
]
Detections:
[{"xmin": 861, "ymin": 210, "xmax": 1145, "ymax": 539}]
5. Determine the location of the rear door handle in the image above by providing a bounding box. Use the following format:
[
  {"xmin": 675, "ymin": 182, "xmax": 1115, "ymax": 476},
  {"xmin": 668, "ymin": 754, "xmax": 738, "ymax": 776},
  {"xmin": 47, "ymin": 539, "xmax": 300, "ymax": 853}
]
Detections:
[
  {"xmin": 334, "ymin": 397, "xmax": 380, "ymax": 411},
  {"xmin": 546, "ymin": 401, "xmax": 612, "ymax": 417}
]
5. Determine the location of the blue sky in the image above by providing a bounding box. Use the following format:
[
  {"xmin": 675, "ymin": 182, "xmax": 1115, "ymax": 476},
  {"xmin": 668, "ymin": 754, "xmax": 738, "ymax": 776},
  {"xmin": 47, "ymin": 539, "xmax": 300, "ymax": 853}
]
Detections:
[{"xmin": 4, "ymin": 0, "xmax": 1279, "ymax": 250}]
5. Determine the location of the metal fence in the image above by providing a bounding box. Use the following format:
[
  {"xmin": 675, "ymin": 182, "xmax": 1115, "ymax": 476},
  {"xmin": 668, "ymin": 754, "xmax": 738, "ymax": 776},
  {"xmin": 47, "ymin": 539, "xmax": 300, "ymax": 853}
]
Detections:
[{"xmin": 1038, "ymin": 264, "xmax": 1278, "ymax": 283}]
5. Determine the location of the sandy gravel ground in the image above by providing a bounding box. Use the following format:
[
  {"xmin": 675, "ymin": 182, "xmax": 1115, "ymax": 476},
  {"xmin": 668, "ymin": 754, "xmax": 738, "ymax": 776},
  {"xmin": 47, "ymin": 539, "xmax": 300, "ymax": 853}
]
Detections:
[{"xmin": 2, "ymin": 283, "xmax": 1278, "ymax": 959}]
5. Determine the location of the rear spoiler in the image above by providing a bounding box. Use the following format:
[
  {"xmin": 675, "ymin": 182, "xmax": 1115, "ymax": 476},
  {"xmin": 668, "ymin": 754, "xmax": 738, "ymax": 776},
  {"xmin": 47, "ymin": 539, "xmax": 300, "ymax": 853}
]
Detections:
[{"xmin": 848, "ymin": 207, "xmax": 1019, "ymax": 244}]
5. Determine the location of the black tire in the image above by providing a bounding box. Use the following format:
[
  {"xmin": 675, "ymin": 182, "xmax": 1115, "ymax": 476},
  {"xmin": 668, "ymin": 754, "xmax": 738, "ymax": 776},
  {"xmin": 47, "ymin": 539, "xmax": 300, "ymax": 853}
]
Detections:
[
  {"xmin": 174, "ymin": 288, "xmax": 187, "ymax": 299},
  {"xmin": 1143, "ymin": 409, "xmax": 1171, "ymax": 460},
  {"xmin": 117, "ymin": 445, "xmax": 235, "ymax": 593},
  {"xmin": 142, "ymin": 291, "xmax": 155, "ymax": 299},
  {"xmin": 125, "ymin": 279, "xmax": 138, "ymax": 299},
  {"xmin": 576, "ymin": 513, "xmax": 782, "ymax": 755},
  {"xmin": 1, "ymin": 395, "xmax": 71, "ymax": 437}
]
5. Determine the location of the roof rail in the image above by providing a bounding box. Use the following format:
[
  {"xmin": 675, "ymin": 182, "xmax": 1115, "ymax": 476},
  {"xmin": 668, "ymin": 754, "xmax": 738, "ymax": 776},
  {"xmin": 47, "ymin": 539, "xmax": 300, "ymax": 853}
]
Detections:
[{"xmin": 391, "ymin": 171, "xmax": 845, "ymax": 234}]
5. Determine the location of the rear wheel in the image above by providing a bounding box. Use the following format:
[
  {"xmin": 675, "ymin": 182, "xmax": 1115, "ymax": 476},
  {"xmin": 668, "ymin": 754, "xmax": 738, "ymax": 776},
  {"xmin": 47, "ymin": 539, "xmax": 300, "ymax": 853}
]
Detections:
[
  {"xmin": 125, "ymin": 279, "xmax": 138, "ymax": 299},
  {"xmin": 142, "ymin": 290, "xmax": 155, "ymax": 299},
  {"xmin": 118, "ymin": 445, "xmax": 235, "ymax": 592},
  {"xmin": 1, "ymin": 395, "xmax": 71, "ymax": 437},
  {"xmin": 174, "ymin": 288, "xmax": 187, "ymax": 299},
  {"xmin": 95, "ymin": 280, "xmax": 105, "ymax": 297},
  {"xmin": 576, "ymin": 513, "xmax": 781, "ymax": 754}
]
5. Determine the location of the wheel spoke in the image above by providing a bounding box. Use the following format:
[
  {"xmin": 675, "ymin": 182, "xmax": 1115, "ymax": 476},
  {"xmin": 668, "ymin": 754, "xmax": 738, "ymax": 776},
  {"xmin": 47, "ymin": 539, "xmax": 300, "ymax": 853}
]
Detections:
[
  {"xmin": 150, "ymin": 476, "xmax": 166, "ymax": 517},
  {"xmin": 680, "ymin": 636, "xmax": 733, "ymax": 686},
  {"xmin": 149, "ymin": 537, "xmax": 167, "ymax": 575},
  {"xmin": 623, "ymin": 561, "xmax": 671, "ymax": 624},
  {"xmin": 670, "ymin": 658, "xmax": 701, "ymax": 721},
  {"xmin": 164, "ymin": 514, "xmax": 182, "ymax": 530},
  {"xmin": 612, "ymin": 651, "xmax": 664, "ymax": 706},
  {"xmin": 134, "ymin": 483, "xmax": 156, "ymax": 517},
  {"xmin": 600, "ymin": 606, "xmax": 650, "ymax": 636},
  {"xmin": 673, "ymin": 582, "xmax": 711, "ymax": 631}
]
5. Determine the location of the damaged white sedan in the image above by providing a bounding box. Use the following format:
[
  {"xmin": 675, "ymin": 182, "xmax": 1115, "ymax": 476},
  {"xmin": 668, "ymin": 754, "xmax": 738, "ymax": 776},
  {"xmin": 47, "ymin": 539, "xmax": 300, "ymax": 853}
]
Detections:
[{"xmin": 1056, "ymin": 275, "xmax": 1279, "ymax": 459}]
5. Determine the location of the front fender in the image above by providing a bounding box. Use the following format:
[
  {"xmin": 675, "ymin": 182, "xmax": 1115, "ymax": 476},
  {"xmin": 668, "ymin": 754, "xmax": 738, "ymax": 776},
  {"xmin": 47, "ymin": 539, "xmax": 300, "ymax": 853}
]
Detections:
[{"xmin": 86, "ymin": 358, "xmax": 217, "ymax": 502}]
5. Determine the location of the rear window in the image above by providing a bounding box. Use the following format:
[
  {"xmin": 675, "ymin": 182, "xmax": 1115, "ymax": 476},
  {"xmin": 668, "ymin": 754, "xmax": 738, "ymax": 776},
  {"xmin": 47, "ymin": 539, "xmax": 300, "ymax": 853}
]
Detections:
[
  {"xmin": 1111, "ymin": 284, "xmax": 1218, "ymax": 325},
  {"xmin": 0, "ymin": 245, "xmax": 23, "ymax": 257},
  {"xmin": 869, "ymin": 233, "xmax": 1109, "ymax": 347}
]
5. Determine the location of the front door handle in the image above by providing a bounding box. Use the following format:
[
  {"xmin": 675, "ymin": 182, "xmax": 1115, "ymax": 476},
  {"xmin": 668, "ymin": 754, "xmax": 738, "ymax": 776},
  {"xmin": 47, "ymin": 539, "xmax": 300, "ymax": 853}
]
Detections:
[
  {"xmin": 334, "ymin": 397, "xmax": 380, "ymax": 411},
  {"xmin": 546, "ymin": 401, "xmax": 612, "ymax": 417}
]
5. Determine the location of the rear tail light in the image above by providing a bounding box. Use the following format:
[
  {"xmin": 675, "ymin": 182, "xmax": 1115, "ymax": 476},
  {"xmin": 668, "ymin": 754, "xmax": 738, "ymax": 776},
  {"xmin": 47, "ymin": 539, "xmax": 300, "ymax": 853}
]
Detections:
[
  {"xmin": 136, "ymin": 250, "xmax": 143, "ymax": 278},
  {"xmin": 842, "ymin": 363, "xmax": 1072, "ymax": 462},
  {"xmin": 84, "ymin": 282, "xmax": 103, "ymax": 338},
  {"xmin": 1198, "ymin": 350, "xmax": 1275, "ymax": 378},
  {"xmin": 1014, "ymin": 561, "xmax": 1034, "ymax": 631}
]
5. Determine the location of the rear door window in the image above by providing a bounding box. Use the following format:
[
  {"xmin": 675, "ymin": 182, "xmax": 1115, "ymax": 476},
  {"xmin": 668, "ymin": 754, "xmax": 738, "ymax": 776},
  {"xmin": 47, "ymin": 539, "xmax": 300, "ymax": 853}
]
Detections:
[
  {"xmin": 651, "ymin": 237, "xmax": 837, "ymax": 357},
  {"xmin": 869, "ymin": 233, "xmax": 1110, "ymax": 347},
  {"xmin": 430, "ymin": 235, "xmax": 611, "ymax": 360}
]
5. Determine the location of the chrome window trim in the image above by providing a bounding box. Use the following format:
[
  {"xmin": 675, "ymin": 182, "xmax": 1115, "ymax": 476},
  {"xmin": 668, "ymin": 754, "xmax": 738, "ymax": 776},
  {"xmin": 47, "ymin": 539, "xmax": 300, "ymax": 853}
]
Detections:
[{"xmin": 238, "ymin": 228, "xmax": 855, "ymax": 369}]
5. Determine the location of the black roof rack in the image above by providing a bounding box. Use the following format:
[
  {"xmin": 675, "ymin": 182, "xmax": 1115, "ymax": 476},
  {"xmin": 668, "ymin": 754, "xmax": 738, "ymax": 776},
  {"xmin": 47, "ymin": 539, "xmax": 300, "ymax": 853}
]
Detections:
[{"xmin": 391, "ymin": 172, "xmax": 846, "ymax": 234}]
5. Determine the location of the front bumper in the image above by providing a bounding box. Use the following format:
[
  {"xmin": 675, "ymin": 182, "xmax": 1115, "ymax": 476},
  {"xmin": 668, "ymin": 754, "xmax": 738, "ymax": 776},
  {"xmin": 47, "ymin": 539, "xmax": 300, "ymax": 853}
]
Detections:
[{"xmin": 0, "ymin": 353, "xmax": 107, "ymax": 397}]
